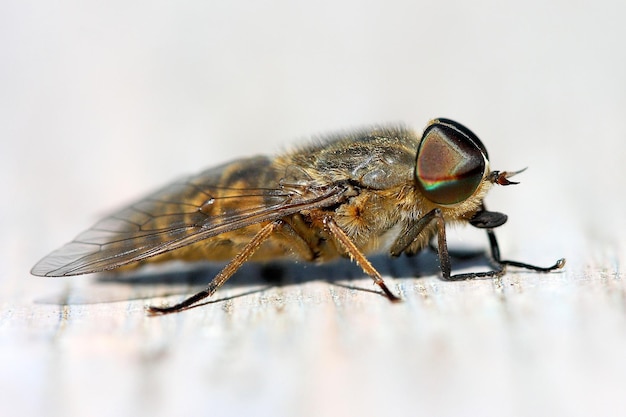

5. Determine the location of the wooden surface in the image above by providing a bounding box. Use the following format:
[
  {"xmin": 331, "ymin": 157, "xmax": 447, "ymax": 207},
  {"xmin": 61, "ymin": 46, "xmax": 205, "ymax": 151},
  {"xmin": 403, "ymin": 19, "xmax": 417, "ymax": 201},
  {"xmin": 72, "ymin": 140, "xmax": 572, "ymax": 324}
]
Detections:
[{"xmin": 2, "ymin": 1, "xmax": 626, "ymax": 417}]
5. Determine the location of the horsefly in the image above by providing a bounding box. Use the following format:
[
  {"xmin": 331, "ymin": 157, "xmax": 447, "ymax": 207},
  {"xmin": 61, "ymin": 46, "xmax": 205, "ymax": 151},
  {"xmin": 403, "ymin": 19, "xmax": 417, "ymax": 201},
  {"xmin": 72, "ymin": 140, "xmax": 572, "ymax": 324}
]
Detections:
[{"xmin": 32, "ymin": 118, "xmax": 565, "ymax": 314}]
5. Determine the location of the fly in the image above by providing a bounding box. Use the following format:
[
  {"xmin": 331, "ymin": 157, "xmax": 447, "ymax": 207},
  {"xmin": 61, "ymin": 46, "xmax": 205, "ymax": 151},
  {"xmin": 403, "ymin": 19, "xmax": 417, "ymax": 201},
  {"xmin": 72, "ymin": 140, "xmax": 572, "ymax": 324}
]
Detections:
[{"xmin": 31, "ymin": 118, "xmax": 565, "ymax": 314}]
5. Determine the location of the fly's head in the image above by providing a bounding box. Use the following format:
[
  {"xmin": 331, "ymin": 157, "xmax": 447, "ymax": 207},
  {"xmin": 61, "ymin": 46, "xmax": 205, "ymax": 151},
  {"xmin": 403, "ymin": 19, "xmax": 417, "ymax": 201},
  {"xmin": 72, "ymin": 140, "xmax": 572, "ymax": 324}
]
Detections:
[{"xmin": 414, "ymin": 118, "xmax": 521, "ymax": 222}]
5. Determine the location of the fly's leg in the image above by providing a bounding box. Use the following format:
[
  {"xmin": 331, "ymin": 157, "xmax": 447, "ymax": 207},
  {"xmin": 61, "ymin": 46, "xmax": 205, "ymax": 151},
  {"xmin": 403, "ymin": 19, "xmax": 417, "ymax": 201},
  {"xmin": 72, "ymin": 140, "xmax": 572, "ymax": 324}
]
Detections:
[
  {"xmin": 324, "ymin": 216, "xmax": 400, "ymax": 302},
  {"xmin": 389, "ymin": 208, "xmax": 565, "ymax": 282},
  {"xmin": 468, "ymin": 206, "xmax": 565, "ymax": 276},
  {"xmin": 428, "ymin": 240, "xmax": 484, "ymax": 260},
  {"xmin": 391, "ymin": 208, "xmax": 499, "ymax": 280},
  {"xmin": 484, "ymin": 228, "xmax": 566, "ymax": 273},
  {"xmin": 147, "ymin": 219, "xmax": 284, "ymax": 315}
]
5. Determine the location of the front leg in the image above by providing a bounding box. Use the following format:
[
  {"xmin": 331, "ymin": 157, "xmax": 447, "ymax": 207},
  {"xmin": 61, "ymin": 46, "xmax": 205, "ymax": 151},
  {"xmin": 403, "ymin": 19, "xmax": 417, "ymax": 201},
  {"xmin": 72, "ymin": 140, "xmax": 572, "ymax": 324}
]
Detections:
[
  {"xmin": 393, "ymin": 207, "xmax": 506, "ymax": 280},
  {"xmin": 390, "ymin": 208, "xmax": 565, "ymax": 281},
  {"xmin": 390, "ymin": 208, "xmax": 457, "ymax": 280},
  {"xmin": 483, "ymin": 228, "xmax": 565, "ymax": 273}
]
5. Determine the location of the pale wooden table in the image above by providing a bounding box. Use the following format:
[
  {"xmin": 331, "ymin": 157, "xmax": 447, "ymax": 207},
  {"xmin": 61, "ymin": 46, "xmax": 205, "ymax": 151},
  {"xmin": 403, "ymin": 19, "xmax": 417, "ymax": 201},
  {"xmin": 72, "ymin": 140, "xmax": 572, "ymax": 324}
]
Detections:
[
  {"xmin": 5, "ymin": 229, "xmax": 626, "ymax": 417},
  {"xmin": 2, "ymin": 2, "xmax": 626, "ymax": 417}
]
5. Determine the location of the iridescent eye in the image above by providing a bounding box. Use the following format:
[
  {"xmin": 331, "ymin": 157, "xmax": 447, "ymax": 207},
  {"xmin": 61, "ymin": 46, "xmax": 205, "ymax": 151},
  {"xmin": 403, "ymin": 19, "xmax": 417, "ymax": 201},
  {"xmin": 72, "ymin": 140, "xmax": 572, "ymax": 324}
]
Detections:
[{"xmin": 415, "ymin": 118, "xmax": 488, "ymax": 205}]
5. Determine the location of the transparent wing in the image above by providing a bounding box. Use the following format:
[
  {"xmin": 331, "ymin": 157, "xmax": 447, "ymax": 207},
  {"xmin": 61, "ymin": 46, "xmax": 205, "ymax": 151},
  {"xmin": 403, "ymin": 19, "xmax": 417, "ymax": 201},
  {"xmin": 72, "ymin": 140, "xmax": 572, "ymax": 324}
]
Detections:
[{"xmin": 32, "ymin": 158, "xmax": 347, "ymax": 277}]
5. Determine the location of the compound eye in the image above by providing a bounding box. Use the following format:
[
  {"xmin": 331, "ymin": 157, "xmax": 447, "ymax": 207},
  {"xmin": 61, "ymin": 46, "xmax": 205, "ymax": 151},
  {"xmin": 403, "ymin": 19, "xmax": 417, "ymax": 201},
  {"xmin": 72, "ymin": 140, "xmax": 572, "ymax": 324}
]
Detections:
[{"xmin": 415, "ymin": 119, "xmax": 488, "ymax": 205}]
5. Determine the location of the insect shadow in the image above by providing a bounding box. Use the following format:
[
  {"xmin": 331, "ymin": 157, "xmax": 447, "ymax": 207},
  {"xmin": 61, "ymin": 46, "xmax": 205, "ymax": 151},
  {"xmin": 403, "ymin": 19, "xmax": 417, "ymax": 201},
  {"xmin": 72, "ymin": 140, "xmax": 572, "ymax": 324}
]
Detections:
[
  {"xmin": 36, "ymin": 245, "xmax": 492, "ymax": 308},
  {"xmin": 36, "ymin": 244, "xmax": 489, "ymax": 306}
]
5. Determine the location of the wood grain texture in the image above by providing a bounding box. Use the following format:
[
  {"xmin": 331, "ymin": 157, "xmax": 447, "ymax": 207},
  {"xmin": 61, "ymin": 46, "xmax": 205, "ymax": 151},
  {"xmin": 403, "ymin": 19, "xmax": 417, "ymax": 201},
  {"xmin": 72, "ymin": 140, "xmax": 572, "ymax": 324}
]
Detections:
[{"xmin": 4, "ymin": 252, "xmax": 626, "ymax": 417}]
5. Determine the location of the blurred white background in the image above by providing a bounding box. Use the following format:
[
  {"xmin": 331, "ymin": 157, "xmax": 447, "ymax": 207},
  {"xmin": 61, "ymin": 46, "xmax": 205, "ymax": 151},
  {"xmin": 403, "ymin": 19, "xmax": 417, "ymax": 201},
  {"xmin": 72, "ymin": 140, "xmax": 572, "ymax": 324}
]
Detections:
[
  {"xmin": 1, "ymin": 1, "xmax": 625, "ymax": 417},
  {"xmin": 3, "ymin": 1, "xmax": 625, "ymax": 262}
]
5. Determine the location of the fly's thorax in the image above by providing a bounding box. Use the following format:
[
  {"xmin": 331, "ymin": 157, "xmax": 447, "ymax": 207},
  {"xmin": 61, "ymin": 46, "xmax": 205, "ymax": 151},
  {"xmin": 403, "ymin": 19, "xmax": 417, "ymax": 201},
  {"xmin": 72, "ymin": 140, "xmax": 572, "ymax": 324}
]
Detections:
[
  {"xmin": 333, "ymin": 188, "xmax": 406, "ymax": 246},
  {"xmin": 276, "ymin": 126, "xmax": 420, "ymax": 190}
]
